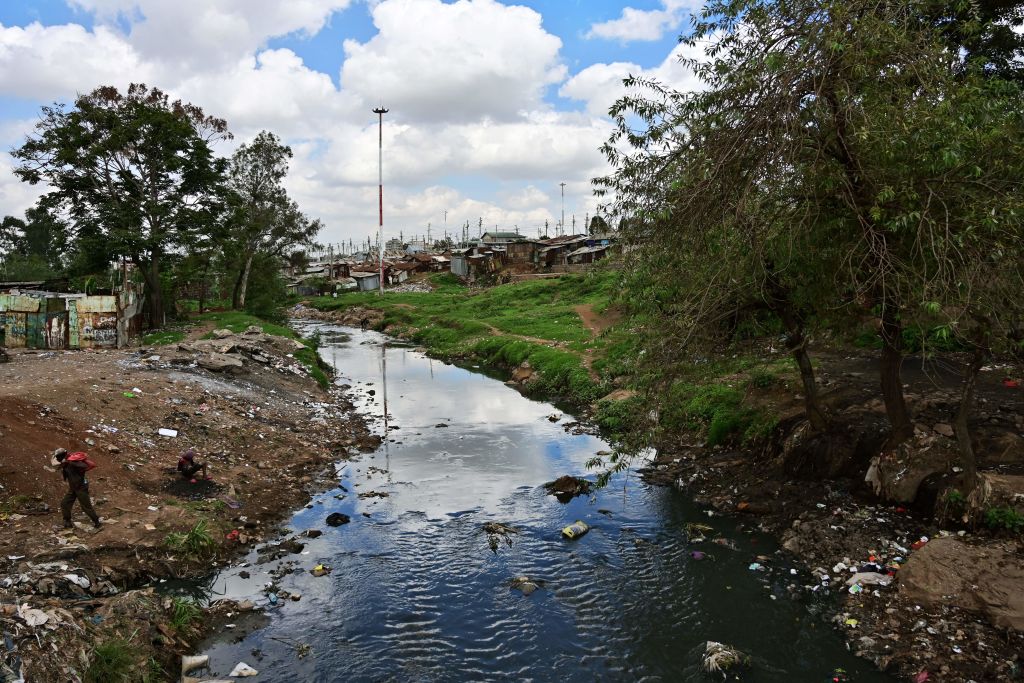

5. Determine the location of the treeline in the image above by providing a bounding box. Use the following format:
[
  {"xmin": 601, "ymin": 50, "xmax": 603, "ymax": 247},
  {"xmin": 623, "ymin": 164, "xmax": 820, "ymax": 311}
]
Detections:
[
  {"xmin": 599, "ymin": 0, "xmax": 1024, "ymax": 496},
  {"xmin": 1, "ymin": 84, "xmax": 320, "ymax": 325}
]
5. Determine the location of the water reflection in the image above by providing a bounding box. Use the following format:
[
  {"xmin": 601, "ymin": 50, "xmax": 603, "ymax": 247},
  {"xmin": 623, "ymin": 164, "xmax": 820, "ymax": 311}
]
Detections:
[{"xmin": 196, "ymin": 325, "xmax": 895, "ymax": 683}]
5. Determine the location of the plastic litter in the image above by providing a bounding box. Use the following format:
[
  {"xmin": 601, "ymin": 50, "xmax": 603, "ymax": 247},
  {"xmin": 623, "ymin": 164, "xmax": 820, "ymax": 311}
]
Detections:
[
  {"xmin": 690, "ymin": 550, "xmax": 707, "ymax": 560},
  {"xmin": 157, "ymin": 428, "xmax": 178, "ymax": 438},
  {"xmin": 311, "ymin": 564, "xmax": 332, "ymax": 577},
  {"xmin": 748, "ymin": 562, "xmax": 764, "ymax": 571},
  {"xmin": 229, "ymin": 661, "xmax": 259, "ymax": 677},
  {"xmin": 63, "ymin": 574, "xmax": 90, "ymax": 588},
  {"xmin": 561, "ymin": 520, "xmax": 590, "ymax": 539},
  {"xmin": 181, "ymin": 654, "xmax": 209, "ymax": 673}
]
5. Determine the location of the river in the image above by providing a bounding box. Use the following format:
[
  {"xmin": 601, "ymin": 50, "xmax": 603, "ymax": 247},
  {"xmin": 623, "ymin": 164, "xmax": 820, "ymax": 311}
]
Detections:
[{"xmin": 196, "ymin": 324, "xmax": 894, "ymax": 682}]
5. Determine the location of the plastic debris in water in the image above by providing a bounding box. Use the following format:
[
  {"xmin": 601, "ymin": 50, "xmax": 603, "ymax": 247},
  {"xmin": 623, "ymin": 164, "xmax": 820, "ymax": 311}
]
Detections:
[{"xmin": 561, "ymin": 520, "xmax": 590, "ymax": 539}]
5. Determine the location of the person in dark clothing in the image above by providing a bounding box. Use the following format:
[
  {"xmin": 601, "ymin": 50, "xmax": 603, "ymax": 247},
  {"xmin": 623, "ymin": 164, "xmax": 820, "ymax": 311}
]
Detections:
[
  {"xmin": 53, "ymin": 448, "xmax": 101, "ymax": 529},
  {"xmin": 177, "ymin": 449, "xmax": 210, "ymax": 483}
]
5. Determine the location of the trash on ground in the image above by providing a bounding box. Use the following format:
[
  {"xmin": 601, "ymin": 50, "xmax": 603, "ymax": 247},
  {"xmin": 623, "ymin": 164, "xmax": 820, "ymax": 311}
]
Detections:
[
  {"xmin": 157, "ymin": 428, "xmax": 178, "ymax": 438},
  {"xmin": 561, "ymin": 520, "xmax": 590, "ymax": 539},
  {"xmin": 181, "ymin": 654, "xmax": 209, "ymax": 673}
]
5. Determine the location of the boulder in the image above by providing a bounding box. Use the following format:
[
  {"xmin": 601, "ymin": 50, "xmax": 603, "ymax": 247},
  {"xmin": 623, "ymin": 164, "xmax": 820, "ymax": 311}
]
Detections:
[
  {"xmin": 197, "ymin": 353, "xmax": 245, "ymax": 373},
  {"xmin": 899, "ymin": 536, "xmax": 1024, "ymax": 631},
  {"xmin": 211, "ymin": 328, "xmax": 234, "ymax": 339}
]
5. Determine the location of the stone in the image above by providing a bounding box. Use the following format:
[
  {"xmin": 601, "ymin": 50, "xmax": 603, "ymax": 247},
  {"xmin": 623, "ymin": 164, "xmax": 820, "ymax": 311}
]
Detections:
[
  {"xmin": 899, "ymin": 536, "xmax": 1024, "ymax": 631},
  {"xmin": 933, "ymin": 423, "xmax": 955, "ymax": 437},
  {"xmin": 211, "ymin": 328, "xmax": 234, "ymax": 339},
  {"xmin": 326, "ymin": 512, "xmax": 350, "ymax": 527},
  {"xmin": 197, "ymin": 353, "xmax": 244, "ymax": 373}
]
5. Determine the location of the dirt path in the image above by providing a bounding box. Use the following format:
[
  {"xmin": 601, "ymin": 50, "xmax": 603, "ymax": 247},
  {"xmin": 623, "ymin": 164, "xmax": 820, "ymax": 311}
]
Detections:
[
  {"xmin": 574, "ymin": 303, "xmax": 621, "ymax": 337},
  {"xmin": 0, "ymin": 330, "xmax": 376, "ymax": 680}
]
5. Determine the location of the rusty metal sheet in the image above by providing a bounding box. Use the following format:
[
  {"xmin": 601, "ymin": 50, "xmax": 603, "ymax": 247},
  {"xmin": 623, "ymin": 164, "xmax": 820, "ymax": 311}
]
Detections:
[{"xmin": 74, "ymin": 296, "xmax": 117, "ymax": 313}]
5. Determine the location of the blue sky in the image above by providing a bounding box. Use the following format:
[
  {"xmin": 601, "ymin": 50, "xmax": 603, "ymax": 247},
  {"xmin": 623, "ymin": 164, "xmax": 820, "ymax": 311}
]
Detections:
[{"xmin": 0, "ymin": 0, "xmax": 703, "ymax": 247}]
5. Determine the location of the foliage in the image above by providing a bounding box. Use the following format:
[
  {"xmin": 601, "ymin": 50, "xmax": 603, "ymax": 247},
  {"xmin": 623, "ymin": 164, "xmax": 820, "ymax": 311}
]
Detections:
[
  {"xmin": 169, "ymin": 596, "xmax": 203, "ymax": 631},
  {"xmin": 12, "ymin": 84, "xmax": 231, "ymax": 327},
  {"xmin": 84, "ymin": 639, "xmax": 134, "ymax": 683},
  {"xmin": 164, "ymin": 520, "xmax": 216, "ymax": 559},
  {"xmin": 983, "ymin": 506, "xmax": 1024, "ymax": 533}
]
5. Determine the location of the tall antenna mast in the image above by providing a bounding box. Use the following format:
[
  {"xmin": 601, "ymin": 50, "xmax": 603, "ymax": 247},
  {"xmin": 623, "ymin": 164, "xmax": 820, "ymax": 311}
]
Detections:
[{"xmin": 373, "ymin": 106, "xmax": 389, "ymax": 295}]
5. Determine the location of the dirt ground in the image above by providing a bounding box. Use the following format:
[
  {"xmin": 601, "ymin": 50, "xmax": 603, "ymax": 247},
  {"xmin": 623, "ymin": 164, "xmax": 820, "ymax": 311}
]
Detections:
[
  {"xmin": 645, "ymin": 347, "xmax": 1024, "ymax": 682},
  {"xmin": 0, "ymin": 325, "xmax": 377, "ymax": 681}
]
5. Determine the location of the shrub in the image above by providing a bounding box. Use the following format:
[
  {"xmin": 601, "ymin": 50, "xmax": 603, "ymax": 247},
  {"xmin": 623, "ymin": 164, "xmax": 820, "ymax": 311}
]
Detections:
[
  {"xmin": 85, "ymin": 640, "xmax": 133, "ymax": 683},
  {"xmin": 164, "ymin": 520, "xmax": 217, "ymax": 559}
]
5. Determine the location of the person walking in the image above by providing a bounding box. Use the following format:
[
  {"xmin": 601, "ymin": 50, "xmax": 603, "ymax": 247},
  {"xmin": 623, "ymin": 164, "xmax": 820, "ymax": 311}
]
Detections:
[{"xmin": 52, "ymin": 448, "xmax": 101, "ymax": 529}]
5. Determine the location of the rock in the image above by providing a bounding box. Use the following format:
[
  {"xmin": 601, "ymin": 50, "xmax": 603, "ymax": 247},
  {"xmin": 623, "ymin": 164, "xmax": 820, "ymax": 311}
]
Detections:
[
  {"xmin": 899, "ymin": 536, "xmax": 1024, "ymax": 631},
  {"xmin": 932, "ymin": 423, "xmax": 955, "ymax": 437},
  {"xmin": 865, "ymin": 440, "xmax": 955, "ymax": 503},
  {"xmin": 543, "ymin": 475, "xmax": 592, "ymax": 503},
  {"xmin": 435, "ymin": 423, "xmax": 448, "ymax": 428},
  {"xmin": 106, "ymin": 445, "xmax": 120, "ymax": 454},
  {"xmin": 303, "ymin": 529, "xmax": 323, "ymax": 538},
  {"xmin": 197, "ymin": 353, "xmax": 245, "ymax": 373},
  {"xmin": 211, "ymin": 328, "xmax": 234, "ymax": 339},
  {"xmin": 242, "ymin": 325, "xmax": 263, "ymax": 335},
  {"xmin": 510, "ymin": 362, "xmax": 536, "ymax": 384},
  {"xmin": 326, "ymin": 512, "xmax": 350, "ymax": 527}
]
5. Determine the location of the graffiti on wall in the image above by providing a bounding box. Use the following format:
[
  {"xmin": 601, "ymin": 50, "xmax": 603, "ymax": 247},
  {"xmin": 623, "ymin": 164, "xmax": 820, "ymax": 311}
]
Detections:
[{"xmin": 80, "ymin": 313, "xmax": 117, "ymax": 348}]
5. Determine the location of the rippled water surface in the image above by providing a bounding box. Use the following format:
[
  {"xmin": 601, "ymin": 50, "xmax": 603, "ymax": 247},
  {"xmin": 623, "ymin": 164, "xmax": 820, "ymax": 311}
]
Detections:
[{"xmin": 198, "ymin": 325, "xmax": 893, "ymax": 682}]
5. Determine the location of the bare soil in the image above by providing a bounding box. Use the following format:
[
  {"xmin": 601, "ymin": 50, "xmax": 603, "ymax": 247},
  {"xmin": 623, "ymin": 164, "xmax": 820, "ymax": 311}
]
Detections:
[{"xmin": 0, "ymin": 325, "xmax": 376, "ymax": 681}]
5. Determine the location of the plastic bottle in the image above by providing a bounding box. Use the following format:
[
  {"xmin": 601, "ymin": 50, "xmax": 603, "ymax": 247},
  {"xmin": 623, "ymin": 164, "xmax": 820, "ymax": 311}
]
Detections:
[{"xmin": 561, "ymin": 520, "xmax": 590, "ymax": 539}]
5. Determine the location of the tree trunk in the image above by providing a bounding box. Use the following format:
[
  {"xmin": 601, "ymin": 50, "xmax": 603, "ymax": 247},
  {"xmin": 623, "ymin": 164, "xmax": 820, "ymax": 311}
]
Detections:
[
  {"xmin": 766, "ymin": 275, "xmax": 829, "ymax": 432},
  {"xmin": 954, "ymin": 335, "xmax": 989, "ymax": 493},
  {"xmin": 231, "ymin": 263, "xmax": 245, "ymax": 310},
  {"xmin": 879, "ymin": 302, "xmax": 912, "ymax": 447},
  {"xmin": 198, "ymin": 261, "xmax": 209, "ymax": 315},
  {"xmin": 138, "ymin": 252, "xmax": 164, "ymax": 329},
  {"xmin": 237, "ymin": 251, "xmax": 256, "ymax": 310}
]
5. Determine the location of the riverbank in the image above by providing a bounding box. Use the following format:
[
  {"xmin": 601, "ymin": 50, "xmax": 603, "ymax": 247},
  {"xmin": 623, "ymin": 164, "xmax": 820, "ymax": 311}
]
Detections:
[
  {"xmin": 0, "ymin": 316, "xmax": 376, "ymax": 681},
  {"xmin": 297, "ymin": 274, "xmax": 1024, "ymax": 682}
]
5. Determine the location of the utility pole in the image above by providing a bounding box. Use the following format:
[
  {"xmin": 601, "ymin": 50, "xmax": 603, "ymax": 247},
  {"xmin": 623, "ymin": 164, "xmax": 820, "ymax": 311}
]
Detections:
[
  {"xmin": 373, "ymin": 106, "xmax": 389, "ymax": 296},
  {"xmin": 559, "ymin": 182, "xmax": 566, "ymax": 237}
]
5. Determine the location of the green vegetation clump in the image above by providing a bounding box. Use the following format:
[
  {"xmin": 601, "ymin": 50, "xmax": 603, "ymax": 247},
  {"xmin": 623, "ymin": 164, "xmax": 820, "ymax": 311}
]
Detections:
[
  {"xmin": 85, "ymin": 640, "xmax": 134, "ymax": 683},
  {"xmin": 142, "ymin": 329, "xmax": 186, "ymax": 346},
  {"xmin": 983, "ymin": 506, "xmax": 1024, "ymax": 534},
  {"xmin": 661, "ymin": 383, "xmax": 776, "ymax": 446},
  {"xmin": 169, "ymin": 597, "xmax": 203, "ymax": 632},
  {"xmin": 164, "ymin": 520, "xmax": 217, "ymax": 559}
]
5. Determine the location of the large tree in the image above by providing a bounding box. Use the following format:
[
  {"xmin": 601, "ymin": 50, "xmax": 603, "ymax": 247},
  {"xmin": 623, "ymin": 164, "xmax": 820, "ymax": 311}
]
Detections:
[
  {"xmin": 12, "ymin": 84, "xmax": 230, "ymax": 326},
  {"xmin": 225, "ymin": 130, "xmax": 319, "ymax": 308},
  {"xmin": 598, "ymin": 0, "xmax": 1024, "ymax": 458}
]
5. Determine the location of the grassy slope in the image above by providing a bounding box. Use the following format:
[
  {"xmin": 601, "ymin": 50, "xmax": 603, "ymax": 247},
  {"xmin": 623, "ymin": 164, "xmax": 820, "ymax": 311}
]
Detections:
[{"xmin": 308, "ymin": 272, "xmax": 632, "ymax": 404}]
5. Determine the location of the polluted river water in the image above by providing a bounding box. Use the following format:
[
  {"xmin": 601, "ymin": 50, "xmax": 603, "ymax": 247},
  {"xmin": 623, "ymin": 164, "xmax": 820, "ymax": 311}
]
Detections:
[{"xmin": 195, "ymin": 324, "xmax": 895, "ymax": 682}]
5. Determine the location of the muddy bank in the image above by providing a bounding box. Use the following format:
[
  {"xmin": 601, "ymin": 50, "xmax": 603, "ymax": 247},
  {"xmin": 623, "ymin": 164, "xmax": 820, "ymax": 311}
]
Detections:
[
  {"xmin": 644, "ymin": 351, "xmax": 1024, "ymax": 682},
  {"xmin": 0, "ymin": 324, "xmax": 376, "ymax": 681}
]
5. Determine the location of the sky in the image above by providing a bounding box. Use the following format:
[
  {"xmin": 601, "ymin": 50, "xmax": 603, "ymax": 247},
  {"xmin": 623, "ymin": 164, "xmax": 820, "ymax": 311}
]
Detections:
[{"xmin": 0, "ymin": 0, "xmax": 707, "ymax": 249}]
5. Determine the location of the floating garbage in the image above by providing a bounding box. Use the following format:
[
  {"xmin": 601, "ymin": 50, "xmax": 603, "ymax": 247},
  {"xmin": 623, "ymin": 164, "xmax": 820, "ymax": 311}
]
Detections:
[
  {"xmin": 561, "ymin": 520, "xmax": 590, "ymax": 539},
  {"xmin": 748, "ymin": 562, "xmax": 764, "ymax": 571},
  {"xmin": 711, "ymin": 538, "xmax": 739, "ymax": 551},
  {"xmin": 229, "ymin": 661, "xmax": 259, "ymax": 677},
  {"xmin": 544, "ymin": 476, "xmax": 592, "ymax": 503},
  {"xmin": 702, "ymin": 641, "xmax": 750, "ymax": 675},
  {"xmin": 482, "ymin": 522, "xmax": 519, "ymax": 552},
  {"xmin": 510, "ymin": 576, "xmax": 543, "ymax": 596}
]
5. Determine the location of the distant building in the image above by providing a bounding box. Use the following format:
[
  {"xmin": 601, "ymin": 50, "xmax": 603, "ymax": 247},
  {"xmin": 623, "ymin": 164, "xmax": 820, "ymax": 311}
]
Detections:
[{"xmin": 479, "ymin": 231, "xmax": 523, "ymax": 246}]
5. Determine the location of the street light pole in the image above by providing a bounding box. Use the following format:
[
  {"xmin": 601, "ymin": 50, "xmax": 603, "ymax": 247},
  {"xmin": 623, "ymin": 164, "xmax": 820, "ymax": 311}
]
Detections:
[
  {"xmin": 559, "ymin": 182, "xmax": 566, "ymax": 236},
  {"xmin": 374, "ymin": 106, "xmax": 389, "ymax": 296}
]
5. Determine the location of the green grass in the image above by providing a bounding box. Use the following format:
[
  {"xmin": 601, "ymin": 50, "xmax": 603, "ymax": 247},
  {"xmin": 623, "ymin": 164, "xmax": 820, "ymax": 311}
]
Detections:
[
  {"xmin": 984, "ymin": 506, "xmax": 1024, "ymax": 534},
  {"xmin": 169, "ymin": 596, "xmax": 203, "ymax": 631},
  {"xmin": 85, "ymin": 640, "xmax": 134, "ymax": 683},
  {"xmin": 660, "ymin": 382, "xmax": 778, "ymax": 447},
  {"xmin": 305, "ymin": 271, "xmax": 622, "ymax": 404},
  {"xmin": 0, "ymin": 494, "xmax": 31, "ymax": 514},
  {"xmin": 142, "ymin": 328, "xmax": 186, "ymax": 346},
  {"xmin": 164, "ymin": 520, "xmax": 217, "ymax": 560}
]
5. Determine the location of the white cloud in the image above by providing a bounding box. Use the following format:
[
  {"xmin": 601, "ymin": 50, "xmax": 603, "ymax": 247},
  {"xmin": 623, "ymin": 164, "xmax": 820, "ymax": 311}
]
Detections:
[
  {"xmin": 586, "ymin": 0, "xmax": 694, "ymax": 43},
  {"xmin": 559, "ymin": 40, "xmax": 709, "ymax": 117},
  {"xmin": 0, "ymin": 22, "xmax": 152, "ymax": 100},
  {"xmin": 67, "ymin": 0, "xmax": 353, "ymax": 69},
  {"xmin": 340, "ymin": 0, "xmax": 566, "ymax": 122}
]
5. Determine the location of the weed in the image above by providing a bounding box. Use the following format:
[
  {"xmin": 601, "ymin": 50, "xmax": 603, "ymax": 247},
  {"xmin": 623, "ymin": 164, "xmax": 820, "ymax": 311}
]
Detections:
[
  {"xmin": 0, "ymin": 494, "xmax": 31, "ymax": 514},
  {"xmin": 141, "ymin": 658, "xmax": 167, "ymax": 683},
  {"xmin": 164, "ymin": 520, "xmax": 217, "ymax": 559},
  {"xmin": 170, "ymin": 597, "xmax": 203, "ymax": 631},
  {"xmin": 748, "ymin": 370, "xmax": 777, "ymax": 389},
  {"xmin": 85, "ymin": 640, "xmax": 134, "ymax": 683},
  {"xmin": 142, "ymin": 329, "xmax": 186, "ymax": 346},
  {"xmin": 983, "ymin": 506, "xmax": 1024, "ymax": 534}
]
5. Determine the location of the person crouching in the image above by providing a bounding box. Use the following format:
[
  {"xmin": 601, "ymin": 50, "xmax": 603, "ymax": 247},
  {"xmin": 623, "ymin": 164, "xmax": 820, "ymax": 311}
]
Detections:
[{"xmin": 177, "ymin": 449, "xmax": 210, "ymax": 483}]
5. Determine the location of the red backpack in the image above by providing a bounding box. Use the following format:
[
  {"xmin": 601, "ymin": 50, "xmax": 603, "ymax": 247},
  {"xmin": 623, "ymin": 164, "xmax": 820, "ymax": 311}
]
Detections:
[{"xmin": 66, "ymin": 452, "xmax": 97, "ymax": 471}]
